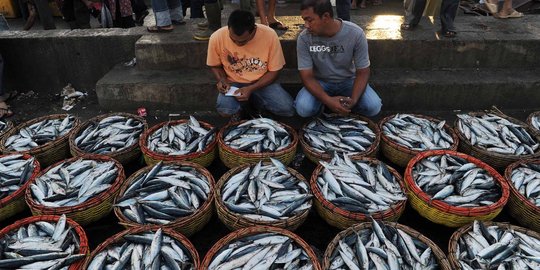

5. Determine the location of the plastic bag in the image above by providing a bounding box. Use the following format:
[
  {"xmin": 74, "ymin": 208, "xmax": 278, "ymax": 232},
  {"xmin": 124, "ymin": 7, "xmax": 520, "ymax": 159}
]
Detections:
[{"xmin": 100, "ymin": 1, "xmax": 114, "ymax": 28}]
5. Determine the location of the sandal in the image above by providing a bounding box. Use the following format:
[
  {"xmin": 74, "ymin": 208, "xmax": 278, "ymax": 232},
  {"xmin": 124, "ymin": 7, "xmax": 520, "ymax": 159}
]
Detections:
[
  {"xmin": 442, "ymin": 30, "xmax": 457, "ymax": 38},
  {"xmin": 269, "ymin": 22, "xmax": 289, "ymax": 31},
  {"xmin": 496, "ymin": 10, "xmax": 523, "ymax": 19},
  {"xmin": 147, "ymin": 25, "xmax": 174, "ymax": 33}
]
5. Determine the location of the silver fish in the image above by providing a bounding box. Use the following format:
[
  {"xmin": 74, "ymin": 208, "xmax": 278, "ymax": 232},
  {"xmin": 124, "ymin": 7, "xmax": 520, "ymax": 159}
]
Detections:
[
  {"xmin": 0, "ymin": 154, "xmax": 36, "ymax": 201},
  {"xmin": 382, "ymin": 114, "xmax": 454, "ymax": 151},
  {"xmin": 531, "ymin": 115, "xmax": 540, "ymax": 132},
  {"xmin": 510, "ymin": 162, "xmax": 540, "ymax": 207},
  {"xmin": 223, "ymin": 117, "xmax": 292, "ymax": 153},
  {"xmin": 5, "ymin": 115, "xmax": 76, "ymax": 152},
  {"xmin": 0, "ymin": 120, "xmax": 9, "ymax": 134}
]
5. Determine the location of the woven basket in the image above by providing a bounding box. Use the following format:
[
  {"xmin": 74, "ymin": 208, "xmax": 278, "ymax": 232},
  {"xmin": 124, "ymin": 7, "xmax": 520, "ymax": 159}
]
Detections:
[
  {"xmin": 455, "ymin": 111, "xmax": 540, "ymax": 171},
  {"xmin": 299, "ymin": 114, "xmax": 381, "ymax": 164},
  {"xmin": 114, "ymin": 161, "xmax": 214, "ymax": 236},
  {"xmin": 81, "ymin": 225, "xmax": 199, "ymax": 269},
  {"xmin": 139, "ymin": 119, "xmax": 217, "ymax": 167},
  {"xmin": 0, "ymin": 215, "xmax": 89, "ymax": 270},
  {"xmin": 527, "ymin": 111, "xmax": 540, "ymax": 138},
  {"xmin": 448, "ymin": 221, "xmax": 540, "ymax": 269},
  {"xmin": 504, "ymin": 159, "xmax": 540, "ymax": 232},
  {"xmin": 379, "ymin": 113, "xmax": 460, "ymax": 168},
  {"xmin": 200, "ymin": 225, "xmax": 321, "ymax": 270},
  {"xmin": 217, "ymin": 120, "xmax": 298, "ymax": 168},
  {"xmin": 0, "ymin": 120, "xmax": 14, "ymax": 141},
  {"xmin": 0, "ymin": 114, "xmax": 80, "ymax": 168},
  {"xmin": 215, "ymin": 162, "xmax": 311, "ymax": 231},
  {"xmin": 404, "ymin": 150, "xmax": 510, "ymax": 227},
  {"xmin": 310, "ymin": 157, "xmax": 406, "ymax": 229},
  {"xmin": 0, "ymin": 153, "xmax": 40, "ymax": 222},
  {"xmin": 69, "ymin": 112, "xmax": 148, "ymax": 166},
  {"xmin": 25, "ymin": 154, "xmax": 125, "ymax": 226},
  {"xmin": 323, "ymin": 221, "xmax": 452, "ymax": 270}
]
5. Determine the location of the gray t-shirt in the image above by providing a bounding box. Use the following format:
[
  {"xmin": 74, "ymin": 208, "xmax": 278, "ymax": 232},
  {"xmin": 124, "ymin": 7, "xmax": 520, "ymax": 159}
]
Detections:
[{"xmin": 297, "ymin": 20, "xmax": 370, "ymax": 83}]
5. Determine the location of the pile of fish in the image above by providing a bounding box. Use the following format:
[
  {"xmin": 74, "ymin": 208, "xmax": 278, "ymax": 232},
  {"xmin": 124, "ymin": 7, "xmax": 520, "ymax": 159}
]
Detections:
[
  {"xmin": 509, "ymin": 162, "xmax": 540, "ymax": 207},
  {"xmin": 412, "ymin": 154, "xmax": 502, "ymax": 207},
  {"xmin": 303, "ymin": 114, "xmax": 376, "ymax": 154},
  {"xmin": 221, "ymin": 158, "xmax": 311, "ymax": 222},
  {"xmin": 223, "ymin": 118, "xmax": 292, "ymax": 153},
  {"xmin": 0, "ymin": 214, "xmax": 86, "ymax": 269},
  {"xmin": 455, "ymin": 220, "xmax": 540, "ymax": 269},
  {"xmin": 115, "ymin": 162, "xmax": 211, "ymax": 225},
  {"xmin": 73, "ymin": 115, "xmax": 145, "ymax": 155},
  {"xmin": 4, "ymin": 115, "xmax": 76, "ymax": 152},
  {"xmin": 456, "ymin": 113, "xmax": 539, "ymax": 155},
  {"xmin": 87, "ymin": 228, "xmax": 195, "ymax": 270},
  {"xmin": 328, "ymin": 219, "xmax": 440, "ymax": 269},
  {"xmin": 0, "ymin": 154, "xmax": 36, "ymax": 201},
  {"xmin": 531, "ymin": 115, "xmax": 540, "ymax": 132},
  {"xmin": 30, "ymin": 158, "xmax": 119, "ymax": 207},
  {"xmin": 382, "ymin": 114, "xmax": 454, "ymax": 150},
  {"xmin": 315, "ymin": 154, "xmax": 406, "ymax": 214},
  {"xmin": 207, "ymin": 232, "xmax": 314, "ymax": 269},
  {"xmin": 146, "ymin": 116, "xmax": 216, "ymax": 156}
]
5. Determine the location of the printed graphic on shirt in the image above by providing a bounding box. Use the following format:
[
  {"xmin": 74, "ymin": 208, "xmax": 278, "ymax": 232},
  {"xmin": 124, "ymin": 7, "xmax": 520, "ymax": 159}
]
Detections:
[{"xmin": 224, "ymin": 49, "xmax": 268, "ymax": 76}]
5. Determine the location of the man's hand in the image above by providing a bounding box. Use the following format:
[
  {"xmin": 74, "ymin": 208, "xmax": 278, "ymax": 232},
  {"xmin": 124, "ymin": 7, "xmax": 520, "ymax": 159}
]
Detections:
[
  {"xmin": 234, "ymin": 87, "xmax": 254, "ymax": 102},
  {"xmin": 216, "ymin": 79, "xmax": 231, "ymax": 94},
  {"xmin": 326, "ymin": 96, "xmax": 352, "ymax": 115}
]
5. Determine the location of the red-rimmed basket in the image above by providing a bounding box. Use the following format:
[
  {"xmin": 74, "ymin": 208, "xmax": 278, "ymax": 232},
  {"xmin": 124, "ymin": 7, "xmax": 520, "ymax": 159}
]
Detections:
[
  {"xmin": 0, "ymin": 215, "xmax": 89, "ymax": 270},
  {"xmin": 527, "ymin": 111, "xmax": 540, "ymax": 138},
  {"xmin": 0, "ymin": 153, "xmax": 40, "ymax": 222},
  {"xmin": 323, "ymin": 221, "xmax": 452, "ymax": 270},
  {"xmin": 448, "ymin": 221, "xmax": 540, "ymax": 269},
  {"xmin": 0, "ymin": 114, "xmax": 80, "ymax": 168},
  {"xmin": 404, "ymin": 150, "xmax": 510, "ymax": 227},
  {"xmin": 217, "ymin": 120, "xmax": 298, "ymax": 168},
  {"xmin": 215, "ymin": 162, "xmax": 311, "ymax": 231},
  {"xmin": 69, "ymin": 112, "xmax": 148, "ymax": 166},
  {"xmin": 200, "ymin": 225, "xmax": 321, "ymax": 270},
  {"xmin": 81, "ymin": 225, "xmax": 200, "ymax": 269},
  {"xmin": 114, "ymin": 160, "xmax": 214, "ymax": 236},
  {"xmin": 139, "ymin": 119, "xmax": 217, "ymax": 167},
  {"xmin": 310, "ymin": 157, "xmax": 406, "ymax": 229},
  {"xmin": 379, "ymin": 113, "xmax": 459, "ymax": 168},
  {"xmin": 25, "ymin": 154, "xmax": 125, "ymax": 226},
  {"xmin": 299, "ymin": 114, "xmax": 381, "ymax": 164},
  {"xmin": 504, "ymin": 159, "xmax": 540, "ymax": 232},
  {"xmin": 455, "ymin": 111, "xmax": 540, "ymax": 171}
]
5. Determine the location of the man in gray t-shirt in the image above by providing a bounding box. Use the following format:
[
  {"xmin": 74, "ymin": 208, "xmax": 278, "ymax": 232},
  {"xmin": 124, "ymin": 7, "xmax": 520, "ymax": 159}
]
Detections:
[{"xmin": 294, "ymin": 0, "xmax": 382, "ymax": 117}]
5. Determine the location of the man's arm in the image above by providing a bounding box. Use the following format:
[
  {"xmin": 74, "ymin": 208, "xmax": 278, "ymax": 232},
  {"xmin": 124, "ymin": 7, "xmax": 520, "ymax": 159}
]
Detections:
[
  {"xmin": 234, "ymin": 70, "xmax": 280, "ymax": 102},
  {"xmin": 210, "ymin": 66, "xmax": 231, "ymax": 94},
  {"xmin": 349, "ymin": 67, "xmax": 370, "ymax": 108},
  {"xmin": 299, "ymin": 69, "xmax": 351, "ymax": 114}
]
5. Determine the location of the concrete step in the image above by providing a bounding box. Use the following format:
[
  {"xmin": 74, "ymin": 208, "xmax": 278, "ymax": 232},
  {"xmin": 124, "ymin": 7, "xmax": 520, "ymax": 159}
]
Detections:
[
  {"xmin": 135, "ymin": 15, "xmax": 540, "ymax": 71},
  {"xmin": 96, "ymin": 65, "xmax": 540, "ymax": 113}
]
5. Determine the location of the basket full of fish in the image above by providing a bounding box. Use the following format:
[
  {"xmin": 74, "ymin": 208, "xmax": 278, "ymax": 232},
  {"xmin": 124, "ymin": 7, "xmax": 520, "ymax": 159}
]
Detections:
[
  {"xmin": 0, "ymin": 119, "xmax": 13, "ymax": 141},
  {"xmin": 300, "ymin": 113, "xmax": 380, "ymax": 164},
  {"xmin": 0, "ymin": 214, "xmax": 89, "ymax": 270},
  {"xmin": 504, "ymin": 159, "xmax": 540, "ymax": 232},
  {"xmin": 379, "ymin": 113, "xmax": 459, "ymax": 168},
  {"xmin": 217, "ymin": 117, "xmax": 298, "ymax": 168},
  {"xmin": 200, "ymin": 225, "xmax": 322, "ymax": 270},
  {"xmin": 310, "ymin": 154, "xmax": 407, "ymax": 229},
  {"xmin": 527, "ymin": 111, "xmax": 540, "ymax": 138},
  {"xmin": 323, "ymin": 219, "xmax": 452, "ymax": 270},
  {"xmin": 139, "ymin": 117, "xmax": 218, "ymax": 167},
  {"xmin": 82, "ymin": 226, "xmax": 199, "ymax": 270},
  {"xmin": 69, "ymin": 113, "xmax": 148, "ymax": 165},
  {"xmin": 215, "ymin": 158, "xmax": 312, "ymax": 231},
  {"xmin": 455, "ymin": 111, "xmax": 540, "ymax": 171},
  {"xmin": 113, "ymin": 161, "xmax": 215, "ymax": 236},
  {"xmin": 25, "ymin": 155, "xmax": 125, "ymax": 226},
  {"xmin": 448, "ymin": 220, "xmax": 540, "ymax": 269},
  {"xmin": 404, "ymin": 150, "xmax": 510, "ymax": 227},
  {"xmin": 0, "ymin": 153, "xmax": 40, "ymax": 222},
  {"xmin": 0, "ymin": 114, "xmax": 79, "ymax": 168}
]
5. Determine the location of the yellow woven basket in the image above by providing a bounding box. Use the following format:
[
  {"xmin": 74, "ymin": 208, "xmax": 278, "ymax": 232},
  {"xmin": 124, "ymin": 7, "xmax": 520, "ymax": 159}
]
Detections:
[{"xmin": 504, "ymin": 159, "xmax": 540, "ymax": 232}]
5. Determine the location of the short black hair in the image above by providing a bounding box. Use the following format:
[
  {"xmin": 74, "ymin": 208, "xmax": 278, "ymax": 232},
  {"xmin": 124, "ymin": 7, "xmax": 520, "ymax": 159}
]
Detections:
[
  {"xmin": 227, "ymin": 10, "xmax": 256, "ymax": 36},
  {"xmin": 300, "ymin": 0, "xmax": 333, "ymax": 18}
]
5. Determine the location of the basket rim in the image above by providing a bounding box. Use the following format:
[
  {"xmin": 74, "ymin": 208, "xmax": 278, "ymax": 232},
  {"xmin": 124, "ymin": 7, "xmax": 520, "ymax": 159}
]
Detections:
[
  {"xmin": 503, "ymin": 158, "xmax": 540, "ymax": 213},
  {"xmin": 310, "ymin": 156, "xmax": 407, "ymax": 221},
  {"xmin": 404, "ymin": 149, "xmax": 510, "ymax": 216},
  {"xmin": 0, "ymin": 153, "xmax": 41, "ymax": 208},
  {"xmin": 24, "ymin": 154, "xmax": 126, "ymax": 213},
  {"xmin": 527, "ymin": 111, "xmax": 540, "ymax": 136},
  {"xmin": 0, "ymin": 120, "xmax": 14, "ymax": 137}
]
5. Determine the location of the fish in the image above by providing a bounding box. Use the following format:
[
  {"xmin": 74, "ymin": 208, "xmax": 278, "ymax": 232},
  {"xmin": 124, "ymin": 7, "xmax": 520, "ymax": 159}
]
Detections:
[
  {"xmin": 223, "ymin": 117, "xmax": 292, "ymax": 153},
  {"xmin": 87, "ymin": 228, "xmax": 195, "ymax": 270},
  {"xmin": 411, "ymin": 154, "xmax": 503, "ymax": 207},
  {"xmin": 29, "ymin": 158, "xmax": 119, "ymax": 207},
  {"xmin": 382, "ymin": 114, "xmax": 454, "ymax": 151},
  {"xmin": 115, "ymin": 161, "xmax": 211, "ymax": 225},
  {"xmin": 457, "ymin": 113, "xmax": 539, "ymax": 156},
  {"xmin": 0, "ymin": 120, "xmax": 9, "ymax": 134},
  {"xmin": 0, "ymin": 154, "xmax": 36, "ymax": 201},
  {"xmin": 73, "ymin": 115, "xmax": 145, "ymax": 155},
  {"xmin": 303, "ymin": 114, "xmax": 376, "ymax": 155},
  {"xmin": 146, "ymin": 116, "xmax": 216, "ymax": 156},
  {"xmin": 531, "ymin": 115, "xmax": 540, "ymax": 132},
  {"xmin": 0, "ymin": 214, "xmax": 86, "ymax": 269},
  {"xmin": 4, "ymin": 115, "xmax": 76, "ymax": 152},
  {"xmin": 221, "ymin": 158, "xmax": 312, "ymax": 222},
  {"xmin": 510, "ymin": 162, "xmax": 540, "ymax": 207}
]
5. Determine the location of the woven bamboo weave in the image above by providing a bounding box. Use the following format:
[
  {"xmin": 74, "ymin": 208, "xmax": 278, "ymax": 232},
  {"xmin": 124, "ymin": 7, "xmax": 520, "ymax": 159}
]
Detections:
[{"xmin": 504, "ymin": 159, "xmax": 540, "ymax": 232}]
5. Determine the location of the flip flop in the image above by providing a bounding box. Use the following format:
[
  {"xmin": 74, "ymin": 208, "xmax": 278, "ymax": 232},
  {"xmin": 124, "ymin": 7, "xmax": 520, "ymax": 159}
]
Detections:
[
  {"xmin": 269, "ymin": 22, "xmax": 289, "ymax": 31},
  {"xmin": 147, "ymin": 25, "xmax": 174, "ymax": 33},
  {"xmin": 484, "ymin": 2, "xmax": 498, "ymax": 14},
  {"xmin": 496, "ymin": 10, "xmax": 523, "ymax": 19}
]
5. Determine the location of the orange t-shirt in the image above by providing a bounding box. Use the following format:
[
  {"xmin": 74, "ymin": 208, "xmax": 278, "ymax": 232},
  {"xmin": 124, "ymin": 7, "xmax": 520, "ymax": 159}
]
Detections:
[{"xmin": 207, "ymin": 24, "xmax": 286, "ymax": 84}]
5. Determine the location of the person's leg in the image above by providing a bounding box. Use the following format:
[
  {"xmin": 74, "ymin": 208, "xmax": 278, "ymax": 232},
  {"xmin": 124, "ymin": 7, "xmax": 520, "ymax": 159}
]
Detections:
[
  {"xmin": 337, "ymin": 79, "xmax": 382, "ymax": 116},
  {"xmin": 498, "ymin": 0, "xmax": 522, "ymax": 17},
  {"xmin": 168, "ymin": 0, "xmax": 185, "ymax": 23},
  {"xmin": 216, "ymin": 94, "xmax": 243, "ymax": 117},
  {"xmin": 33, "ymin": 0, "xmax": 56, "ymax": 29},
  {"xmin": 294, "ymin": 87, "xmax": 323, "ymax": 117},
  {"xmin": 401, "ymin": 0, "xmax": 426, "ymax": 29},
  {"xmin": 190, "ymin": 0, "xmax": 204, "ymax": 18},
  {"xmin": 151, "ymin": 0, "xmax": 172, "ymax": 27},
  {"xmin": 335, "ymin": 0, "xmax": 351, "ymax": 21},
  {"xmin": 74, "ymin": 0, "xmax": 91, "ymax": 28},
  {"xmin": 439, "ymin": 0, "xmax": 458, "ymax": 36},
  {"xmin": 193, "ymin": 0, "xmax": 221, "ymax": 40},
  {"xmin": 250, "ymin": 83, "xmax": 294, "ymax": 117}
]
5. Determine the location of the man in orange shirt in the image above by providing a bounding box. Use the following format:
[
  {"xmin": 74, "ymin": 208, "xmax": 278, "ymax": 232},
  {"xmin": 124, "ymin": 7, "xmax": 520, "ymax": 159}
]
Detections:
[{"xmin": 207, "ymin": 9, "xmax": 294, "ymax": 121}]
